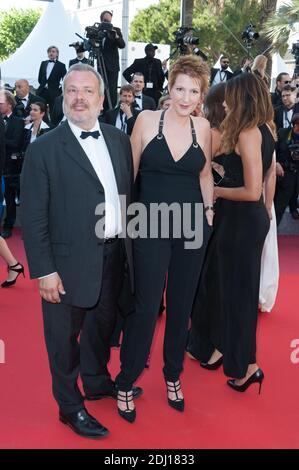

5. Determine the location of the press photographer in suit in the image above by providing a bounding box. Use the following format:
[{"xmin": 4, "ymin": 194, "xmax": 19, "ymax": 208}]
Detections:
[{"xmin": 99, "ymin": 10, "xmax": 125, "ymax": 110}]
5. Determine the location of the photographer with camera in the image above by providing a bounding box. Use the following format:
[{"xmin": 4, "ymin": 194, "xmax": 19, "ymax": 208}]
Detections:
[
  {"xmin": 123, "ymin": 44, "xmax": 165, "ymax": 106},
  {"xmin": 210, "ymin": 55, "xmax": 234, "ymax": 87},
  {"xmin": 274, "ymin": 113, "xmax": 299, "ymax": 225},
  {"xmin": 97, "ymin": 10, "xmax": 125, "ymax": 110}
]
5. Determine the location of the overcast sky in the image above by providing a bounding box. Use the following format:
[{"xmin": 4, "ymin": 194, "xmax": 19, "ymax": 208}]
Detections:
[{"xmin": 0, "ymin": 0, "xmax": 48, "ymax": 11}]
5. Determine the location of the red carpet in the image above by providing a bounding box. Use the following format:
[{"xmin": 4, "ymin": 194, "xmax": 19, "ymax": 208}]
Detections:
[{"xmin": 0, "ymin": 232, "xmax": 299, "ymax": 449}]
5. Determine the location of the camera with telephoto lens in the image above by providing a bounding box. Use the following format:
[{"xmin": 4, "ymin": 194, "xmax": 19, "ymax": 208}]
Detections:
[
  {"xmin": 288, "ymin": 142, "xmax": 299, "ymax": 162},
  {"xmin": 173, "ymin": 26, "xmax": 207, "ymax": 60},
  {"xmin": 242, "ymin": 23, "xmax": 259, "ymax": 48},
  {"xmin": 173, "ymin": 26, "xmax": 199, "ymax": 48}
]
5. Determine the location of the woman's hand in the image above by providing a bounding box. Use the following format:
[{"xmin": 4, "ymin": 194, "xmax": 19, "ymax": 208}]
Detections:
[
  {"xmin": 266, "ymin": 204, "xmax": 272, "ymax": 220},
  {"xmin": 205, "ymin": 208, "xmax": 214, "ymax": 227}
]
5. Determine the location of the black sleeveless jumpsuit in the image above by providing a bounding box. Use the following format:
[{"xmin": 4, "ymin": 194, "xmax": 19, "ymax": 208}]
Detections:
[{"xmin": 116, "ymin": 110, "xmax": 212, "ymax": 390}]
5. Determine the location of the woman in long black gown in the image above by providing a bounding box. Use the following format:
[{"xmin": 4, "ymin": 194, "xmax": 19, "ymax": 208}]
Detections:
[
  {"xmin": 115, "ymin": 55, "xmax": 214, "ymax": 422},
  {"xmin": 187, "ymin": 73, "xmax": 276, "ymax": 393}
]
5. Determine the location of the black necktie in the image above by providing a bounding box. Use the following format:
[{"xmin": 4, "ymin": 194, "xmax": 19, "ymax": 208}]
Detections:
[
  {"xmin": 80, "ymin": 130, "xmax": 100, "ymax": 139},
  {"xmin": 49, "ymin": 59, "xmax": 56, "ymax": 63},
  {"xmin": 135, "ymin": 95, "xmax": 142, "ymax": 100}
]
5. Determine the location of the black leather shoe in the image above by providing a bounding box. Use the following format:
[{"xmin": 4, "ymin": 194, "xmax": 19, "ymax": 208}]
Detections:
[
  {"xmin": 85, "ymin": 385, "xmax": 143, "ymax": 401},
  {"xmin": 1, "ymin": 229, "xmax": 12, "ymax": 239},
  {"xmin": 59, "ymin": 408, "xmax": 109, "ymax": 438}
]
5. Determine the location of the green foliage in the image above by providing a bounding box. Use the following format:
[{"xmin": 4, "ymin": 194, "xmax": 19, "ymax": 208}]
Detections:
[
  {"xmin": 0, "ymin": 8, "xmax": 41, "ymax": 60},
  {"xmin": 263, "ymin": 0, "xmax": 299, "ymax": 55},
  {"xmin": 130, "ymin": 0, "xmax": 266, "ymax": 69}
]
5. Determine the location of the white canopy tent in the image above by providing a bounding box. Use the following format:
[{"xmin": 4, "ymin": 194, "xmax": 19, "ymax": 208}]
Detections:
[{"xmin": 0, "ymin": 0, "xmax": 84, "ymax": 88}]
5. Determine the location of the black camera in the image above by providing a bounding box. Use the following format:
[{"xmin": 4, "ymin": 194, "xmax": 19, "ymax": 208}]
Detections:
[
  {"xmin": 242, "ymin": 23, "xmax": 259, "ymax": 48},
  {"xmin": 86, "ymin": 21, "xmax": 114, "ymax": 44},
  {"xmin": 173, "ymin": 26, "xmax": 207, "ymax": 60},
  {"xmin": 174, "ymin": 26, "xmax": 199, "ymax": 48},
  {"xmin": 288, "ymin": 142, "xmax": 299, "ymax": 162}
]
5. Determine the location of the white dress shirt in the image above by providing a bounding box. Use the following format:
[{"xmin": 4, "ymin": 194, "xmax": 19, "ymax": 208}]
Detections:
[
  {"xmin": 283, "ymin": 108, "xmax": 293, "ymax": 128},
  {"xmin": 39, "ymin": 119, "xmax": 122, "ymax": 279},
  {"xmin": 46, "ymin": 60, "xmax": 55, "ymax": 80},
  {"xmin": 25, "ymin": 121, "xmax": 50, "ymax": 143},
  {"xmin": 134, "ymin": 93, "xmax": 143, "ymax": 110},
  {"xmin": 212, "ymin": 69, "xmax": 228, "ymax": 86},
  {"xmin": 20, "ymin": 94, "xmax": 29, "ymax": 108}
]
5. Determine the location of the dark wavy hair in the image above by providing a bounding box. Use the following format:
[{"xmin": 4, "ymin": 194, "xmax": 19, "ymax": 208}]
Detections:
[
  {"xmin": 204, "ymin": 82, "xmax": 226, "ymax": 129},
  {"xmin": 220, "ymin": 73, "xmax": 276, "ymax": 153}
]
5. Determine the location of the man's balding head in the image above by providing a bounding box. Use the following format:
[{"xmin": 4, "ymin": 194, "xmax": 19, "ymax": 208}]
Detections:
[{"xmin": 15, "ymin": 79, "xmax": 30, "ymax": 98}]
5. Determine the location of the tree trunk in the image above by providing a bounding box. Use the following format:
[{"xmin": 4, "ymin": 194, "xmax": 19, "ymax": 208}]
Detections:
[{"xmin": 181, "ymin": 0, "xmax": 194, "ymax": 27}]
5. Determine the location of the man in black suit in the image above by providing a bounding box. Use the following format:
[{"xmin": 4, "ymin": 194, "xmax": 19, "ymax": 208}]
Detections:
[
  {"xmin": 21, "ymin": 64, "xmax": 141, "ymax": 439},
  {"xmin": 274, "ymin": 85, "xmax": 299, "ymax": 131},
  {"xmin": 271, "ymin": 72, "xmax": 292, "ymax": 109},
  {"xmin": 0, "ymin": 90, "xmax": 24, "ymax": 238},
  {"xmin": 102, "ymin": 85, "xmax": 139, "ymax": 135},
  {"xmin": 99, "ymin": 10, "xmax": 125, "ymax": 110},
  {"xmin": 210, "ymin": 55, "xmax": 234, "ymax": 86},
  {"xmin": 14, "ymin": 79, "xmax": 46, "ymax": 120},
  {"xmin": 50, "ymin": 95, "xmax": 64, "ymax": 127},
  {"xmin": 37, "ymin": 46, "xmax": 67, "ymax": 116},
  {"xmin": 69, "ymin": 45, "xmax": 89, "ymax": 68},
  {"xmin": 130, "ymin": 72, "xmax": 156, "ymax": 111},
  {"xmin": 123, "ymin": 43, "xmax": 165, "ymax": 106},
  {"xmin": 274, "ymin": 113, "xmax": 299, "ymax": 224}
]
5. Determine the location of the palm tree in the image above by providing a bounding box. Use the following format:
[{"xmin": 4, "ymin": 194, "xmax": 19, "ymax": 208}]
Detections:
[
  {"xmin": 181, "ymin": 0, "xmax": 194, "ymax": 27},
  {"xmin": 263, "ymin": 0, "xmax": 299, "ymax": 55}
]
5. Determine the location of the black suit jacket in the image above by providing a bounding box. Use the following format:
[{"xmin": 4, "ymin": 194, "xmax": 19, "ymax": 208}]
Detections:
[
  {"xmin": 210, "ymin": 68, "xmax": 234, "ymax": 85},
  {"xmin": 3, "ymin": 114, "xmax": 24, "ymax": 175},
  {"xmin": 123, "ymin": 57, "xmax": 165, "ymax": 93},
  {"xmin": 274, "ymin": 103, "xmax": 299, "ymax": 131},
  {"xmin": 14, "ymin": 92, "xmax": 46, "ymax": 119},
  {"xmin": 102, "ymin": 27, "xmax": 125, "ymax": 72},
  {"xmin": 37, "ymin": 60, "xmax": 67, "ymax": 94},
  {"xmin": 275, "ymin": 127, "xmax": 297, "ymax": 167},
  {"xmin": 21, "ymin": 121, "xmax": 133, "ymax": 308},
  {"xmin": 135, "ymin": 94, "xmax": 156, "ymax": 111},
  {"xmin": 68, "ymin": 57, "xmax": 89, "ymax": 68},
  {"xmin": 0, "ymin": 115, "xmax": 5, "ymax": 177},
  {"xmin": 103, "ymin": 106, "xmax": 139, "ymax": 136},
  {"xmin": 51, "ymin": 95, "xmax": 64, "ymax": 127}
]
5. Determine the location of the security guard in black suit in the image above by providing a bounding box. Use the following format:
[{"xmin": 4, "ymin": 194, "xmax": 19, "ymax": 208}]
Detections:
[{"xmin": 123, "ymin": 44, "xmax": 165, "ymax": 106}]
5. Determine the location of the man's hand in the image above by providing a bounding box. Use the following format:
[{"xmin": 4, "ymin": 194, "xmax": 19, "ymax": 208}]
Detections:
[
  {"xmin": 276, "ymin": 162, "xmax": 284, "ymax": 177},
  {"xmin": 120, "ymin": 102, "xmax": 133, "ymax": 118},
  {"xmin": 39, "ymin": 273, "xmax": 66, "ymax": 303}
]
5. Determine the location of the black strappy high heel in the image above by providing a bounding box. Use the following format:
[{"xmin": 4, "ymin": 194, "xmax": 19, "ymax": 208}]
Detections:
[
  {"xmin": 166, "ymin": 380, "xmax": 185, "ymax": 412},
  {"xmin": 1, "ymin": 262, "xmax": 25, "ymax": 288},
  {"xmin": 117, "ymin": 390, "xmax": 136, "ymax": 423}
]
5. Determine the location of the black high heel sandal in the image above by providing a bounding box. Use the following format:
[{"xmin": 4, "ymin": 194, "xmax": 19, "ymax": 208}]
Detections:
[
  {"xmin": 166, "ymin": 380, "xmax": 185, "ymax": 412},
  {"xmin": 227, "ymin": 368, "xmax": 264, "ymax": 394},
  {"xmin": 117, "ymin": 391, "xmax": 136, "ymax": 423},
  {"xmin": 1, "ymin": 262, "xmax": 25, "ymax": 288}
]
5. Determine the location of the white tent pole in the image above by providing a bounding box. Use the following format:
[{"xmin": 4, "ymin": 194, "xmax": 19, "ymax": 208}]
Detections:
[{"xmin": 121, "ymin": 0, "xmax": 129, "ymax": 85}]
